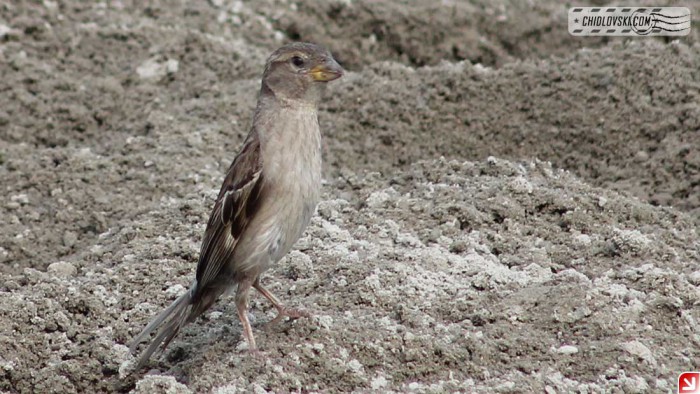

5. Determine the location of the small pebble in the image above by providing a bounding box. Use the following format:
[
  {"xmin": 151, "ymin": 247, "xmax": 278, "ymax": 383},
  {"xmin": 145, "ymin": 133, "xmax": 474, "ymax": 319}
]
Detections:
[
  {"xmin": 47, "ymin": 261, "xmax": 77, "ymax": 277},
  {"xmin": 556, "ymin": 345, "xmax": 579, "ymax": 355}
]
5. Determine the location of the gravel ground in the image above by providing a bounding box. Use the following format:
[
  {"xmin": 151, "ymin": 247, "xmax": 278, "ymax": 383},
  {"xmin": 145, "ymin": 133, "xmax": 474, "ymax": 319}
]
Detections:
[{"xmin": 1, "ymin": 1, "xmax": 698, "ymax": 393}]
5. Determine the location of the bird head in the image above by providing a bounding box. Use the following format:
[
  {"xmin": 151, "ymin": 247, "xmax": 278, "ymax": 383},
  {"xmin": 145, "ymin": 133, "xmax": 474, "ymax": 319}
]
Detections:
[{"xmin": 260, "ymin": 42, "xmax": 344, "ymax": 106}]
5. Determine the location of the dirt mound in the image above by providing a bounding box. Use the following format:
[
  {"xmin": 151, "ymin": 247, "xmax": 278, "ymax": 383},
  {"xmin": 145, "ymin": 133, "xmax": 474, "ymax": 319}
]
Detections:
[
  {"xmin": 1, "ymin": 0, "xmax": 698, "ymax": 392},
  {"xmin": 322, "ymin": 39, "xmax": 700, "ymax": 218},
  {"xmin": 2, "ymin": 158, "xmax": 698, "ymax": 392}
]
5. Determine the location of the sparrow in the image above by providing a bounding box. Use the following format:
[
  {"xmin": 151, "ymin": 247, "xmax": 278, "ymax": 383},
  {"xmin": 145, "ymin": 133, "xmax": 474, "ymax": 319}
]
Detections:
[{"xmin": 129, "ymin": 42, "xmax": 344, "ymax": 369}]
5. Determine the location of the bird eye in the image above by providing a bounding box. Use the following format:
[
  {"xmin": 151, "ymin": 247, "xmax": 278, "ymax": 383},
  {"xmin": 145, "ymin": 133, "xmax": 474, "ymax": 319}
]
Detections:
[{"xmin": 291, "ymin": 56, "xmax": 305, "ymax": 68}]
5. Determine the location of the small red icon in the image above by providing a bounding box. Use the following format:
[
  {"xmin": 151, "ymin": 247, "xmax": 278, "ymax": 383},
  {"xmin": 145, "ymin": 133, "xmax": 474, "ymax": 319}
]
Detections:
[{"xmin": 679, "ymin": 372, "xmax": 700, "ymax": 394}]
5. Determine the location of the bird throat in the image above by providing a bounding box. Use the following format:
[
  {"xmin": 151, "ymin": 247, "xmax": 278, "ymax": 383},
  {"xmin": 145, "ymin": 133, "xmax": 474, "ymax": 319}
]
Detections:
[{"xmin": 256, "ymin": 102, "xmax": 322, "ymax": 179}]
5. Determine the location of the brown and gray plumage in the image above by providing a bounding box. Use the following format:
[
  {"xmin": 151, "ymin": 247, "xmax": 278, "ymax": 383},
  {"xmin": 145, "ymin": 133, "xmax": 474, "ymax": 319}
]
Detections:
[{"xmin": 129, "ymin": 42, "xmax": 344, "ymax": 369}]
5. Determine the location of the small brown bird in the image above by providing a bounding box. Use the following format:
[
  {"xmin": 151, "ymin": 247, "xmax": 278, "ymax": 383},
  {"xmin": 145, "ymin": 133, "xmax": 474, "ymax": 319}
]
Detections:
[{"xmin": 130, "ymin": 42, "xmax": 344, "ymax": 369}]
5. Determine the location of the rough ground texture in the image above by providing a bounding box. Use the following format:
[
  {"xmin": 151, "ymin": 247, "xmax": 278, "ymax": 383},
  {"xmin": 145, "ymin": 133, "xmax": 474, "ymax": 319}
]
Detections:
[{"xmin": 1, "ymin": 0, "xmax": 698, "ymax": 393}]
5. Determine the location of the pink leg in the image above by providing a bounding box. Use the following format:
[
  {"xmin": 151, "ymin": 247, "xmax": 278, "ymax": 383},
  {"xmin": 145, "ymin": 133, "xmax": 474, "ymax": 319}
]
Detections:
[
  {"xmin": 235, "ymin": 277, "xmax": 257, "ymax": 350},
  {"xmin": 253, "ymin": 278, "xmax": 310, "ymax": 326}
]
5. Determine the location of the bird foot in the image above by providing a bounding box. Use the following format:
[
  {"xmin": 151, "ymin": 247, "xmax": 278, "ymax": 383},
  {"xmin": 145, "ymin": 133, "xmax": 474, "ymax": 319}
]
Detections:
[
  {"xmin": 266, "ymin": 306, "xmax": 311, "ymax": 328},
  {"xmin": 248, "ymin": 348, "xmax": 265, "ymax": 359}
]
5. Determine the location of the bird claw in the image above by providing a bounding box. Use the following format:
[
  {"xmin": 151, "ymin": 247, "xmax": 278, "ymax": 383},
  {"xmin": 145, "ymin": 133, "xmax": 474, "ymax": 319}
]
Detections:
[
  {"xmin": 248, "ymin": 348, "xmax": 265, "ymax": 359},
  {"xmin": 266, "ymin": 307, "xmax": 311, "ymax": 328}
]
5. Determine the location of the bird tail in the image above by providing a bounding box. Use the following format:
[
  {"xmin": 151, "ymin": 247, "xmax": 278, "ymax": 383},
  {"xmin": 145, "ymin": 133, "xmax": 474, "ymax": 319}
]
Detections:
[{"xmin": 129, "ymin": 287, "xmax": 194, "ymax": 370}]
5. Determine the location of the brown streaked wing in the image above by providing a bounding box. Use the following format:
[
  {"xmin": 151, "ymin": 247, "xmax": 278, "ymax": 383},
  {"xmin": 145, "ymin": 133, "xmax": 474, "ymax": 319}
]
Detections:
[{"xmin": 195, "ymin": 132, "xmax": 264, "ymax": 289}]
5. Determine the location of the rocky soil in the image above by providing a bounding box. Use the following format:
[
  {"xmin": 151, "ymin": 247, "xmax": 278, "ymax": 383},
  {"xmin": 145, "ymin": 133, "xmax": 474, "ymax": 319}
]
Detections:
[{"xmin": 1, "ymin": 0, "xmax": 698, "ymax": 393}]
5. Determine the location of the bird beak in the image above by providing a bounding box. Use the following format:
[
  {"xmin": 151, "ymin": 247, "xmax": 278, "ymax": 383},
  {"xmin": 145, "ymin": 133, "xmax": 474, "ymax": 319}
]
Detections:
[{"xmin": 309, "ymin": 58, "xmax": 344, "ymax": 82}]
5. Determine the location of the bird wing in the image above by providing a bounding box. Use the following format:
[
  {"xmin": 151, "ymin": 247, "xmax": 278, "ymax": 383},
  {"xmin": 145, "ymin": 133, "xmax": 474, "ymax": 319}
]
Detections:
[{"xmin": 195, "ymin": 132, "xmax": 265, "ymax": 290}]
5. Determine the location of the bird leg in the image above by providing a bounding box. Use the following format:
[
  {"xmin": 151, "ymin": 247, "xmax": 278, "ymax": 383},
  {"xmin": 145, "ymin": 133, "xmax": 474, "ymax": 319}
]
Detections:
[
  {"xmin": 253, "ymin": 278, "xmax": 310, "ymax": 327},
  {"xmin": 235, "ymin": 277, "xmax": 257, "ymax": 350}
]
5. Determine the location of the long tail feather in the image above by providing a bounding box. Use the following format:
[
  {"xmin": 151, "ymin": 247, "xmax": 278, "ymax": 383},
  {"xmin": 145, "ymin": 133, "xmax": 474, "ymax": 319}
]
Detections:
[{"xmin": 129, "ymin": 288, "xmax": 193, "ymax": 369}]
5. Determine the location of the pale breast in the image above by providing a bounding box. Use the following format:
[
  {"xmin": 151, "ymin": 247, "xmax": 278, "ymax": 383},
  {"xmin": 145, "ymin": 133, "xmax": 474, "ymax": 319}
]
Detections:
[
  {"xmin": 264, "ymin": 108, "xmax": 322, "ymax": 261},
  {"xmin": 232, "ymin": 107, "xmax": 322, "ymax": 273}
]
